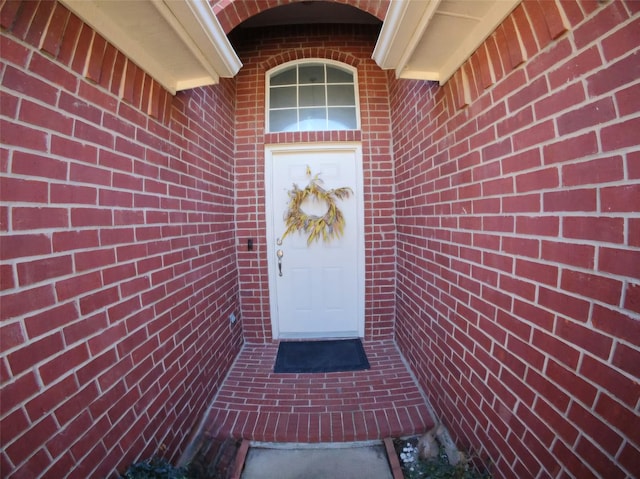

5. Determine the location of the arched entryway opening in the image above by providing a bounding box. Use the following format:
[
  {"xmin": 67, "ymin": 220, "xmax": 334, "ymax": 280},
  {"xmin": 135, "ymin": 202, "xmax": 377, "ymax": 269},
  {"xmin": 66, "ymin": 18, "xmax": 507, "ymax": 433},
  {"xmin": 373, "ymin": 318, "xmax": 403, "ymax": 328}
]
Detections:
[
  {"xmin": 225, "ymin": 2, "xmax": 395, "ymax": 343},
  {"xmin": 212, "ymin": 0, "xmax": 387, "ymax": 34}
]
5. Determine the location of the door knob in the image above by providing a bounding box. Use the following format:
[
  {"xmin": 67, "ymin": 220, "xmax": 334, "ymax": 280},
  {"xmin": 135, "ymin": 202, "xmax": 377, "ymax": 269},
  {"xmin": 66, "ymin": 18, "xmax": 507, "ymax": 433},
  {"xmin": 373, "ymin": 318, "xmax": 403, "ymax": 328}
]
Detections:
[{"xmin": 276, "ymin": 249, "xmax": 284, "ymax": 276}]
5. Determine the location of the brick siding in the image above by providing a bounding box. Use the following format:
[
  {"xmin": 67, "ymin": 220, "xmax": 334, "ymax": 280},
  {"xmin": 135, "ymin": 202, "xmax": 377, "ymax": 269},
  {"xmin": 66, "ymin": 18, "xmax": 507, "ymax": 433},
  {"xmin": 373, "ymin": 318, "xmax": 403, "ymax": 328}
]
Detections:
[
  {"xmin": 1, "ymin": 2, "xmax": 242, "ymax": 477},
  {"xmin": 1, "ymin": 0, "xmax": 638, "ymax": 478},
  {"xmin": 390, "ymin": 1, "xmax": 639, "ymax": 477}
]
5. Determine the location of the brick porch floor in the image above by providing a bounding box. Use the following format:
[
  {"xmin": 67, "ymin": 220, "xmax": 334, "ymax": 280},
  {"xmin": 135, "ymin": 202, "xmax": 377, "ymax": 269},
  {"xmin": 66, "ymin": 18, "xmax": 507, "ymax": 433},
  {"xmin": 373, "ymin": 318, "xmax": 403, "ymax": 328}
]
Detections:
[{"xmin": 202, "ymin": 339, "xmax": 435, "ymax": 443}]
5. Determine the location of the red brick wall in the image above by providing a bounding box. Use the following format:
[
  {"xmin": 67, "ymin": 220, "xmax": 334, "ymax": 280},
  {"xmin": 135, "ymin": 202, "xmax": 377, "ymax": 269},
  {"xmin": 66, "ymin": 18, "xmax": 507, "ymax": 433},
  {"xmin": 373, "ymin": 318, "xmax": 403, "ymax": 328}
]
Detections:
[
  {"xmin": 3, "ymin": 0, "xmax": 639, "ymax": 477},
  {"xmin": 232, "ymin": 24, "xmax": 396, "ymax": 342},
  {"xmin": 0, "ymin": 2, "xmax": 242, "ymax": 477},
  {"xmin": 390, "ymin": 1, "xmax": 640, "ymax": 477}
]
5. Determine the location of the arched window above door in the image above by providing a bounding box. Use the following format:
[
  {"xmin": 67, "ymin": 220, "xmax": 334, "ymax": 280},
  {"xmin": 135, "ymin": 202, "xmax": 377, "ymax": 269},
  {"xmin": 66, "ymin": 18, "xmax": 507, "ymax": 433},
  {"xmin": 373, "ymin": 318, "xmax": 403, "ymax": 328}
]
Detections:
[{"xmin": 267, "ymin": 60, "xmax": 360, "ymax": 133}]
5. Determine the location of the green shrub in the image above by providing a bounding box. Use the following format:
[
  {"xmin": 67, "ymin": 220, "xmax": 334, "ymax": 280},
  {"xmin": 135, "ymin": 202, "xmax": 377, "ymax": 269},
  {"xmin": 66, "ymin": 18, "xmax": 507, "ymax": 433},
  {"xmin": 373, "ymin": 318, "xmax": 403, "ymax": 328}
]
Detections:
[
  {"xmin": 395, "ymin": 439, "xmax": 492, "ymax": 479},
  {"xmin": 121, "ymin": 457, "xmax": 189, "ymax": 479}
]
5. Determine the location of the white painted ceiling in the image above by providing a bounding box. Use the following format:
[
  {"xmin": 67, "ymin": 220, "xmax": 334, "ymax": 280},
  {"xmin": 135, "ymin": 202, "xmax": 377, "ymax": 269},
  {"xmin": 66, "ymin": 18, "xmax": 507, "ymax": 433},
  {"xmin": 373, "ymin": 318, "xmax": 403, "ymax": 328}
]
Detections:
[
  {"xmin": 60, "ymin": 0, "xmax": 521, "ymax": 93},
  {"xmin": 374, "ymin": 0, "xmax": 521, "ymax": 84},
  {"xmin": 60, "ymin": 0, "xmax": 242, "ymax": 94}
]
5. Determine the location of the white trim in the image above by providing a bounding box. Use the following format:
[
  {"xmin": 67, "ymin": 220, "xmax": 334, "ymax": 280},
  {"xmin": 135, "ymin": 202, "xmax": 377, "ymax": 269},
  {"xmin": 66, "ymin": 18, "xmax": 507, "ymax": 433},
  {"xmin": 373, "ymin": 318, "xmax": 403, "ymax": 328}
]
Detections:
[
  {"xmin": 372, "ymin": 0, "xmax": 442, "ymax": 73},
  {"xmin": 436, "ymin": 0, "xmax": 520, "ymax": 85},
  {"xmin": 393, "ymin": 0, "xmax": 442, "ymax": 79},
  {"xmin": 265, "ymin": 143, "xmax": 365, "ymax": 340},
  {"xmin": 371, "ymin": 0, "xmax": 410, "ymax": 69},
  {"xmin": 161, "ymin": 0, "xmax": 242, "ymax": 79},
  {"xmin": 60, "ymin": 0, "xmax": 241, "ymax": 94},
  {"xmin": 396, "ymin": 69, "xmax": 441, "ymax": 82},
  {"xmin": 372, "ymin": 0, "xmax": 521, "ymax": 85}
]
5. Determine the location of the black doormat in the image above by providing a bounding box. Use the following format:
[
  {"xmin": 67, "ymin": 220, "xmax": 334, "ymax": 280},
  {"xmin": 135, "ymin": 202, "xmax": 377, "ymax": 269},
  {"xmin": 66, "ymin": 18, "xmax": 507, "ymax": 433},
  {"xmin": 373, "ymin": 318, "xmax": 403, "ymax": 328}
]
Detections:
[{"xmin": 274, "ymin": 338, "xmax": 370, "ymax": 373}]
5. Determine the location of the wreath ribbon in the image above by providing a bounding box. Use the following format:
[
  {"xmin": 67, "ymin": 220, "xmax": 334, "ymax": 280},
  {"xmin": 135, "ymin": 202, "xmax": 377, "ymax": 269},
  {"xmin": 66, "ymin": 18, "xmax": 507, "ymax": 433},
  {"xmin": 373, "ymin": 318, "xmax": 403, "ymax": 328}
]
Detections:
[{"xmin": 281, "ymin": 166, "xmax": 353, "ymax": 245}]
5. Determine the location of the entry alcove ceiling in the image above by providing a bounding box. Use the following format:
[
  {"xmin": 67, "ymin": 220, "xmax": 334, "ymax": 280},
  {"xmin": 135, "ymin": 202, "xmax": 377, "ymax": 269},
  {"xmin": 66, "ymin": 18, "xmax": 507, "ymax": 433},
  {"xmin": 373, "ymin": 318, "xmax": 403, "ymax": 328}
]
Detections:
[
  {"xmin": 375, "ymin": 0, "xmax": 522, "ymax": 84},
  {"xmin": 59, "ymin": 0, "xmax": 243, "ymax": 94},
  {"xmin": 61, "ymin": 0, "xmax": 522, "ymax": 93}
]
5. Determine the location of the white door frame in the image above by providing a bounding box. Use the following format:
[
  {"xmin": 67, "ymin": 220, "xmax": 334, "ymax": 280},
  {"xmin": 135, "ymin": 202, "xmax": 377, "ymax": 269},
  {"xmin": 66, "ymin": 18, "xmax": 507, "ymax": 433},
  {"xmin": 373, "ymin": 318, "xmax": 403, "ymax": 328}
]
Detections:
[{"xmin": 265, "ymin": 142, "xmax": 365, "ymax": 340}]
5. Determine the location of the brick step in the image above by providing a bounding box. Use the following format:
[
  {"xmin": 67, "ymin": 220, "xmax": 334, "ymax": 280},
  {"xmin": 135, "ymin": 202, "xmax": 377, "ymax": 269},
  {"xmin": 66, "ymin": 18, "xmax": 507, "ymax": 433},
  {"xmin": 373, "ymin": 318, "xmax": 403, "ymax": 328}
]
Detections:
[{"xmin": 203, "ymin": 340, "xmax": 435, "ymax": 443}]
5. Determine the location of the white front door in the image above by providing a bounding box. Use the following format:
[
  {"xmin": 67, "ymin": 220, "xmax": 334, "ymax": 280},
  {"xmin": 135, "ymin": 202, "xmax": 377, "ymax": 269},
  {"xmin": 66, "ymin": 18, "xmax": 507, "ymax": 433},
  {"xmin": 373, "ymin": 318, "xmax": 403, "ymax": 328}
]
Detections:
[{"xmin": 265, "ymin": 143, "xmax": 364, "ymax": 339}]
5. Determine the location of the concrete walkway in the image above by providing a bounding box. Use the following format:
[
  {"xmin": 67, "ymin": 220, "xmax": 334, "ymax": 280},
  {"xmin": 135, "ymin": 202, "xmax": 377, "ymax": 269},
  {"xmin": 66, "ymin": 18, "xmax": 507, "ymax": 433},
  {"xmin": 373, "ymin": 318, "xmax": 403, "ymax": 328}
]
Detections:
[{"xmin": 240, "ymin": 442, "xmax": 394, "ymax": 479}]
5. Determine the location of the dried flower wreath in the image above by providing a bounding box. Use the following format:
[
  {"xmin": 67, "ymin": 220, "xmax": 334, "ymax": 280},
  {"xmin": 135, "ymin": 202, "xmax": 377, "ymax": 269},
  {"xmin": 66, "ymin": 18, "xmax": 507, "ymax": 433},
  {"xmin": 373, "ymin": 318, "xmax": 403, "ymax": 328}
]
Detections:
[{"xmin": 281, "ymin": 166, "xmax": 353, "ymax": 245}]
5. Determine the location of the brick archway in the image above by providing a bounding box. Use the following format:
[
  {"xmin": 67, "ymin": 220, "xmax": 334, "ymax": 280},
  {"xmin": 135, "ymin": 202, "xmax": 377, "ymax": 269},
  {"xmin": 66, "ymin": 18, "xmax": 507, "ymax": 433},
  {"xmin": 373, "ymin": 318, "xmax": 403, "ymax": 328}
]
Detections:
[
  {"xmin": 211, "ymin": 0, "xmax": 389, "ymax": 34},
  {"xmin": 261, "ymin": 48, "xmax": 361, "ymax": 71}
]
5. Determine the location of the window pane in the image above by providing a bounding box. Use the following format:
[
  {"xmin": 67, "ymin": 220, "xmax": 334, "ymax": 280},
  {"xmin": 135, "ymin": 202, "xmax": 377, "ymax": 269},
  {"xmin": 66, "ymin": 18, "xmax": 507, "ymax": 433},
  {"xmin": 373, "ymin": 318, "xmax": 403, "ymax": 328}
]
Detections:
[
  {"xmin": 299, "ymin": 108, "xmax": 326, "ymax": 131},
  {"xmin": 299, "ymin": 64, "xmax": 325, "ymax": 84},
  {"xmin": 271, "ymin": 67, "xmax": 297, "ymax": 86},
  {"xmin": 299, "ymin": 85, "xmax": 326, "ymax": 107},
  {"xmin": 270, "ymin": 86, "xmax": 296, "ymax": 108},
  {"xmin": 327, "ymin": 85, "xmax": 355, "ymax": 106},
  {"xmin": 327, "ymin": 66, "xmax": 353, "ymax": 83},
  {"xmin": 267, "ymin": 62, "xmax": 359, "ymax": 132},
  {"xmin": 328, "ymin": 107, "xmax": 357, "ymax": 130},
  {"xmin": 270, "ymin": 109, "xmax": 298, "ymax": 132}
]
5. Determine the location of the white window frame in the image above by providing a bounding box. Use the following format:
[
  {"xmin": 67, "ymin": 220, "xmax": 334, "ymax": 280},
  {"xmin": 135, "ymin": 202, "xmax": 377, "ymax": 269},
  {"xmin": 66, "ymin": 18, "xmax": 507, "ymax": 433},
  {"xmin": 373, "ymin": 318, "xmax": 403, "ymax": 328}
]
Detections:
[{"xmin": 266, "ymin": 59, "xmax": 361, "ymax": 133}]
